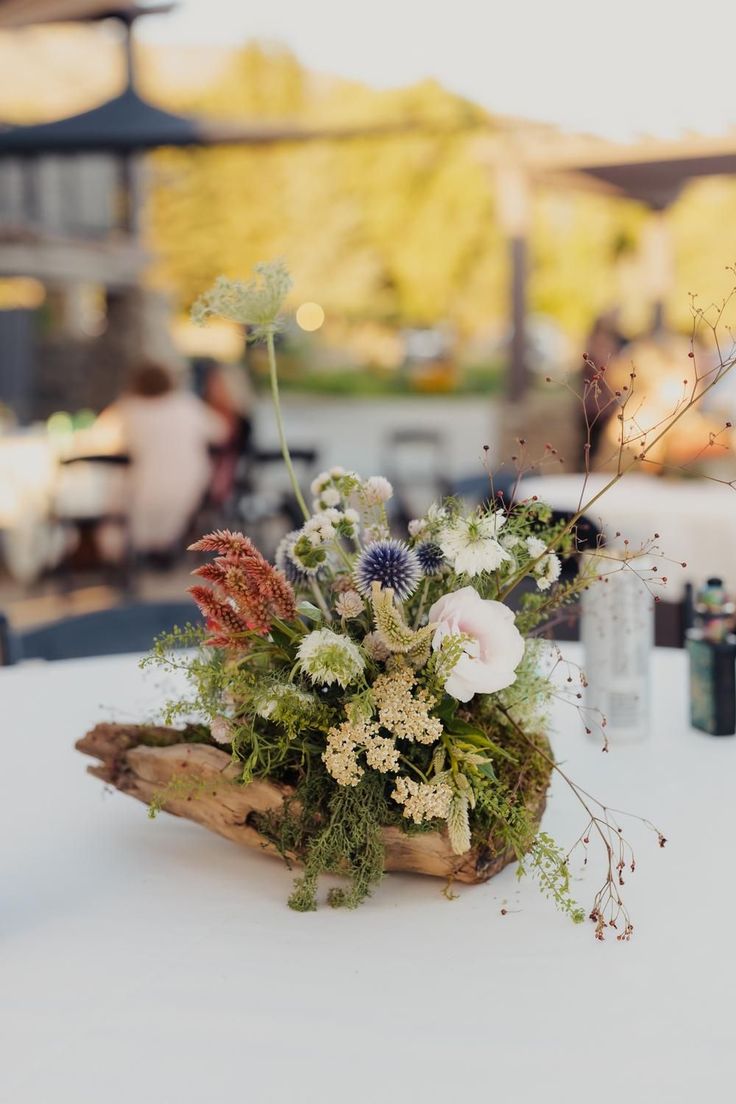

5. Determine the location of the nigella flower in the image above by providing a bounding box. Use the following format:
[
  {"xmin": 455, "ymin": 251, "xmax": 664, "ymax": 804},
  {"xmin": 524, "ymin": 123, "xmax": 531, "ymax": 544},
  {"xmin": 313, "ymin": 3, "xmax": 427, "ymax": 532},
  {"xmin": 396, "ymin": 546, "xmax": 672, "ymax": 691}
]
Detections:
[
  {"xmin": 354, "ymin": 540, "xmax": 420, "ymax": 601},
  {"xmin": 415, "ymin": 540, "xmax": 445, "ymax": 577},
  {"xmin": 439, "ymin": 512, "xmax": 511, "ymax": 577}
]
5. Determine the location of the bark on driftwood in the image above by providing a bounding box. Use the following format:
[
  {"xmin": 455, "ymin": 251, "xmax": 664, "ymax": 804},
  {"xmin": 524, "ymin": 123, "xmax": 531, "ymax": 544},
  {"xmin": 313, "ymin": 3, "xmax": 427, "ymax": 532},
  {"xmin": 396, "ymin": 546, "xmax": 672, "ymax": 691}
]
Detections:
[{"xmin": 76, "ymin": 723, "xmax": 550, "ymax": 885}]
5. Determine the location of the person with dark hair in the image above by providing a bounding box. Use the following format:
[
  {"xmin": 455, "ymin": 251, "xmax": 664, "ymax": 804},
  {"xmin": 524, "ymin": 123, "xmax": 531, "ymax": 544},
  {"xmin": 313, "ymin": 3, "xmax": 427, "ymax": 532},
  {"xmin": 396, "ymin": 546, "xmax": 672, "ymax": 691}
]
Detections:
[
  {"xmin": 194, "ymin": 358, "xmax": 254, "ymax": 504},
  {"xmin": 94, "ymin": 362, "xmax": 228, "ymax": 554}
]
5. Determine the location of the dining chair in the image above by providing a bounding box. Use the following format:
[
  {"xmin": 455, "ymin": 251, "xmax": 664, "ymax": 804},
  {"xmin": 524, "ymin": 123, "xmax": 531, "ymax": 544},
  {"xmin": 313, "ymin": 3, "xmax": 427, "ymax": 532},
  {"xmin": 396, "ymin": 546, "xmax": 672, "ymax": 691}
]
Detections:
[{"xmin": 0, "ymin": 600, "xmax": 202, "ymax": 666}]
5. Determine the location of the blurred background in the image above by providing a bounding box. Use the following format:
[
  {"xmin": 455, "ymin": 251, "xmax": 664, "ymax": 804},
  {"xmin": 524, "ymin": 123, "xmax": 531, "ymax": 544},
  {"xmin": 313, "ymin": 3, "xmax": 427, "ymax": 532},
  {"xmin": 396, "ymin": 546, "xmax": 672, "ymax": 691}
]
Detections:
[{"xmin": 2, "ymin": 0, "xmax": 736, "ymax": 643}]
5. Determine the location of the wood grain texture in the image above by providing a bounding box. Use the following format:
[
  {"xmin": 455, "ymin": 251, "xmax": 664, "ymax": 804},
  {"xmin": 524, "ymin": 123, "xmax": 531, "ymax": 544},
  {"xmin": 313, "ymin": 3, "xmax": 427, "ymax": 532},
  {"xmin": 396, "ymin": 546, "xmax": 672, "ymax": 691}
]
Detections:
[{"xmin": 77, "ymin": 723, "xmax": 550, "ymax": 885}]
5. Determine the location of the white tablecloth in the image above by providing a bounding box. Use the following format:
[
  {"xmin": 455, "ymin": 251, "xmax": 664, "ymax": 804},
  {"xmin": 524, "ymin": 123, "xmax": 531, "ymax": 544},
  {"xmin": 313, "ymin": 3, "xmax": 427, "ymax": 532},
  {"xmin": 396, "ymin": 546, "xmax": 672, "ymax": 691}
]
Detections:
[
  {"xmin": 2, "ymin": 649, "xmax": 735, "ymax": 1103},
  {"xmin": 521, "ymin": 472, "xmax": 736, "ymax": 599}
]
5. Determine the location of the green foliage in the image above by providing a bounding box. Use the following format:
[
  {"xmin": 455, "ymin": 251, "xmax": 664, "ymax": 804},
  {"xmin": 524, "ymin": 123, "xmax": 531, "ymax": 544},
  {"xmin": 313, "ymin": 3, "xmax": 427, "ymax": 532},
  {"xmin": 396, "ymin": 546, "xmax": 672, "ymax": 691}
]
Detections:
[
  {"xmin": 147, "ymin": 773, "xmax": 209, "ymax": 819},
  {"xmin": 518, "ymin": 832, "xmax": 586, "ymax": 924},
  {"xmin": 146, "ymin": 42, "xmax": 648, "ymax": 343},
  {"xmin": 283, "ymin": 772, "xmax": 389, "ymax": 911}
]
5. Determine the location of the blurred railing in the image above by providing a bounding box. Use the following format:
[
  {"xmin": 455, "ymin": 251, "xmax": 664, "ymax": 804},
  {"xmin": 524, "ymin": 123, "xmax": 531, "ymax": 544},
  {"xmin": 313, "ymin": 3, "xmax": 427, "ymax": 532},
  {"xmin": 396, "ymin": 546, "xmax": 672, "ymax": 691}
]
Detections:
[{"xmin": 0, "ymin": 154, "xmax": 120, "ymax": 238}]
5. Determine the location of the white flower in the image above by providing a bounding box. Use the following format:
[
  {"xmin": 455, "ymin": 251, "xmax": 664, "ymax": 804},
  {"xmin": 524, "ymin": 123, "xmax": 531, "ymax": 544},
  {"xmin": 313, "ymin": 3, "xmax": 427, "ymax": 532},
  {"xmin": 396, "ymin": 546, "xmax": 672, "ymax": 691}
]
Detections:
[
  {"xmin": 310, "ymin": 472, "xmax": 331, "ymax": 496},
  {"xmin": 344, "ymin": 508, "xmax": 360, "ymax": 525},
  {"xmin": 320, "ymin": 487, "xmax": 341, "ymax": 507},
  {"xmin": 297, "ymin": 628, "xmax": 365, "ymax": 688},
  {"xmin": 329, "ymin": 466, "xmax": 346, "ymax": 478},
  {"xmin": 210, "ymin": 716, "xmax": 234, "ymax": 744},
  {"xmin": 525, "ymin": 536, "xmax": 548, "ymax": 558},
  {"xmin": 192, "ymin": 261, "xmax": 292, "ymax": 336},
  {"xmin": 364, "ymin": 522, "xmax": 390, "ymax": 544},
  {"xmin": 525, "ymin": 536, "xmax": 562, "ymax": 592},
  {"xmin": 335, "ymin": 590, "xmax": 364, "ymax": 619},
  {"xmin": 439, "ymin": 513, "xmax": 511, "ymax": 577},
  {"xmin": 408, "ymin": 518, "xmax": 426, "ymax": 538},
  {"xmin": 363, "ymin": 476, "xmax": 393, "ymax": 505},
  {"xmin": 392, "ymin": 776, "xmax": 453, "ymax": 824},
  {"xmin": 428, "ymin": 586, "xmax": 524, "ymax": 702}
]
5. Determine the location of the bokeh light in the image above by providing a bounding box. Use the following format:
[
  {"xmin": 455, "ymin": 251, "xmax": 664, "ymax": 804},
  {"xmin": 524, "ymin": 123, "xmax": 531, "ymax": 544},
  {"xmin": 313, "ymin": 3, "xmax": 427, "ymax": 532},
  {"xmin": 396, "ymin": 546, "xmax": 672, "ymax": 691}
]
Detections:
[{"xmin": 296, "ymin": 302, "xmax": 325, "ymax": 332}]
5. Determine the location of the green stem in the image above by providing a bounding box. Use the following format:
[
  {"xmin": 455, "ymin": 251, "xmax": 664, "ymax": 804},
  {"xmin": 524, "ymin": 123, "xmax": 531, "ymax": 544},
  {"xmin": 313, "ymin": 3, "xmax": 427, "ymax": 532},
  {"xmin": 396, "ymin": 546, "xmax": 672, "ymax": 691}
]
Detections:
[
  {"xmin": 309, "ymin": 577, "xmax": 332, "ymax": 622},
  {"xmin": 413, "ymin": 578, "xmax": 430, "ymax": 629},
  {"xmin": 266, "ymin": 329, "xmax": 309, "ymax": 521}
]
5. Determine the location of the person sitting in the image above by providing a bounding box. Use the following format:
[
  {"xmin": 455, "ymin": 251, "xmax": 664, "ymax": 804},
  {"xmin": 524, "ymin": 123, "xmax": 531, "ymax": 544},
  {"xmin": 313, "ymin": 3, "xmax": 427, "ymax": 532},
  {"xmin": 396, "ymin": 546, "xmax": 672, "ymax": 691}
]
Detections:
[{"xmin": 94, "ymin": 361, "xmax": 228, "ymax": 558}]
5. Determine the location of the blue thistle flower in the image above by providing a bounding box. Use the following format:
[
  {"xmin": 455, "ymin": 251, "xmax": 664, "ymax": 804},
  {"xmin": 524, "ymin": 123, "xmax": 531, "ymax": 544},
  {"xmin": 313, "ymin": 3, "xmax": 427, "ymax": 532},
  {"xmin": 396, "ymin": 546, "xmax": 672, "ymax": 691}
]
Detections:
[
  {"xmin": 415, "ymin": 540, "xmax": 446, "ymax": 577},
  {"xmin": 355, "ymin": 539, "xmax": 420, "ymax": 601}
]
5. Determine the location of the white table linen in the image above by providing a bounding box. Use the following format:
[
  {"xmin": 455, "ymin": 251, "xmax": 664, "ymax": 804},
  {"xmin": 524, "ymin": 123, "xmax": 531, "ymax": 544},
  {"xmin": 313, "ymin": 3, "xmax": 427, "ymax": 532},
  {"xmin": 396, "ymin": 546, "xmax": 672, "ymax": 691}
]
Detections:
[
  {"xmin": 520, "ymin": 472, "xmax": 736, "ymax": 599},
  {"xmin": 2, "ymin": 647, "xmax": 735, "ymax": 1103}
]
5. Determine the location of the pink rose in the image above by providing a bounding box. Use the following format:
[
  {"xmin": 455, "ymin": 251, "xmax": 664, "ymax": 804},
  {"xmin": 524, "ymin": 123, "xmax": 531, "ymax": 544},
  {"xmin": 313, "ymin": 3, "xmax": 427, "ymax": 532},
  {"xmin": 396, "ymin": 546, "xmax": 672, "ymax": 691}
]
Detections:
[{"xmin": 428, "ymin": 586, "xmax": 525, "ymax": 702}]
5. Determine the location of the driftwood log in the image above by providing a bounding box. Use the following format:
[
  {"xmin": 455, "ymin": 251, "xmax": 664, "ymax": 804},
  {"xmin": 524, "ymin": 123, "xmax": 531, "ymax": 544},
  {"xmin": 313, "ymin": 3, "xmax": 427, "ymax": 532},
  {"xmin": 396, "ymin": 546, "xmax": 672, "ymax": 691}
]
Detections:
[{"xmin": 76, "ymin": 723, "xmax": 550, "ymax": 885}]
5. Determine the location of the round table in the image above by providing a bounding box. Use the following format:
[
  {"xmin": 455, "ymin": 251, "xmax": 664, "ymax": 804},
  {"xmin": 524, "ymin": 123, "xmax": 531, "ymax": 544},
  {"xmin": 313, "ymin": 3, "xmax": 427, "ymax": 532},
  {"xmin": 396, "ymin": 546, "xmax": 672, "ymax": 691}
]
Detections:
[{"xmin": 2, "ymin": 648, "xmax": 735, "ymax": 1102}]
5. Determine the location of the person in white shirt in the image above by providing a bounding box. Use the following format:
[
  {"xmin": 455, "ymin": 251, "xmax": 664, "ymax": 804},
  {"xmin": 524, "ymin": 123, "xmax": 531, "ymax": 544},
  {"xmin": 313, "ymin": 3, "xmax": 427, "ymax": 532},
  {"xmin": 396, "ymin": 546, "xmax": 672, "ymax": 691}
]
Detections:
[{"xmin": 95, "ymin": 362, "xmax": 229, "ymax": 555}]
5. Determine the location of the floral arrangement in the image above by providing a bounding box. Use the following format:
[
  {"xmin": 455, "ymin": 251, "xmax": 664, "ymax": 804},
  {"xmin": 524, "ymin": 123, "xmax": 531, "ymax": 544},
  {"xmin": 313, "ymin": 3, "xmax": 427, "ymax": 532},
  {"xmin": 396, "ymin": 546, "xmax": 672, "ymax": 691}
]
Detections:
[{"xmin": 116, "ymin": 262, "xmax": 736, "ymax": 938}]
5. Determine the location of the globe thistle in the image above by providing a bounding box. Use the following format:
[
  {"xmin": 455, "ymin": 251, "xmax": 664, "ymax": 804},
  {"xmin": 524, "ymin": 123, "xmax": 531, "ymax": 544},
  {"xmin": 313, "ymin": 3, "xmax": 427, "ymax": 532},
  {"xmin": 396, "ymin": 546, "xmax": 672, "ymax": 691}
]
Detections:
[
  {"xmin": 415, "ymin": 540, "xmax": 446, "ymax": 577},
  {"xmin": 297, "ymin": 628, "xmax": 365, "ymax": 688},
  {"xmin": 354, "ymin": 540, "xmax": 420, "ymax": 601}
]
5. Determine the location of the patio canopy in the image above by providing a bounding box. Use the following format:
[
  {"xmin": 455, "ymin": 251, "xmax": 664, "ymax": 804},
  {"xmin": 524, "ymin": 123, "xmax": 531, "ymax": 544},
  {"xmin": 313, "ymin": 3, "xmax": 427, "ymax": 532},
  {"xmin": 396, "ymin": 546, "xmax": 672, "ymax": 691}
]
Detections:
[
  {"xmin": 535, "ymin": 133, "xmax": 736, "ymax": 209},
  {"xmin": 0, "ymin": 1, "xmax": 171, "ymax": 26}
]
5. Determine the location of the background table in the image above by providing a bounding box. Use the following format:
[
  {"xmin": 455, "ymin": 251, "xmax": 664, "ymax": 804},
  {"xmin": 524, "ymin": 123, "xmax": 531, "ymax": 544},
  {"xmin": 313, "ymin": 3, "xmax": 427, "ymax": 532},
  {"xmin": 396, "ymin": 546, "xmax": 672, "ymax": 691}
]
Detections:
[
  {"xmin": 2, "ymin": 647, "xmax": 735, "ymax": 1102},
  {"xmin": 521, "ymin": 472, "xmax": 736, "ymax": 599}
]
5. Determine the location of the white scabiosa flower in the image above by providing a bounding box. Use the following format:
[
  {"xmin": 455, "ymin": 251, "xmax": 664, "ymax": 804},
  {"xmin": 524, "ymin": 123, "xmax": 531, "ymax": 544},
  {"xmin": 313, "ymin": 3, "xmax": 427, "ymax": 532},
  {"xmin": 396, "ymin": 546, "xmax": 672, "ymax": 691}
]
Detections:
[
  {"xmin": 297, "ymin": 628, "xmax": 365, "ymax": 688},
  {"xmin": 525, "ymin": 536, "xmax": 562, "ymax": 592},
  {"xmin": 275, "ymin": 530, "xmax": 311, "ymax": 584},
  {"xmin": 439, "ymin": 512, "xmax": 511, "ymax": 577},
  {"xmin": 362, "ymin": 476, "xmax": 393, "ymax": 506}
]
